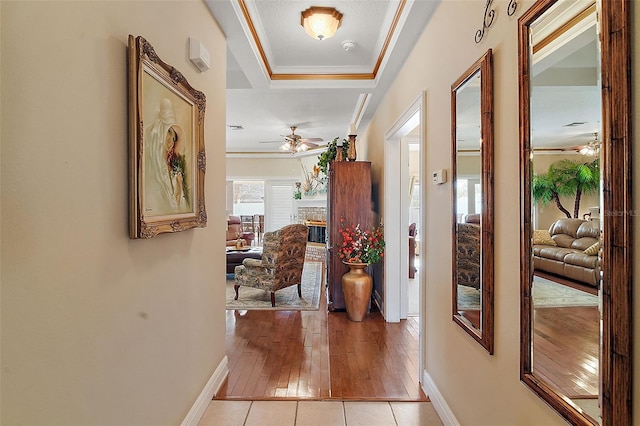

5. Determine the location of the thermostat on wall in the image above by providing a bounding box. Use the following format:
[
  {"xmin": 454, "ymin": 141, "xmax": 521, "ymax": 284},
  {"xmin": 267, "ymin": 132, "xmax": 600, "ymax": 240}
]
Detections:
[
  {"xmin": 189, "ymin": 38, "xmax": 210, "ymax": 72},
  {"xmin": 432, "ymin": 169, "xmax": 447, "ymax": 185}
]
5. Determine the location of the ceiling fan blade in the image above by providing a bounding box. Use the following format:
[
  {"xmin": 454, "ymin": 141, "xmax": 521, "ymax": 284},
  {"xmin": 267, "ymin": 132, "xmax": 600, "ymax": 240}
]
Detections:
[
  {"xmin": 301, "ymin": 137, "xmax": 324, "ymax": 142},
  {"xmin": 259, "ymin": 140, "xmax": 284, "ymax": 144}
]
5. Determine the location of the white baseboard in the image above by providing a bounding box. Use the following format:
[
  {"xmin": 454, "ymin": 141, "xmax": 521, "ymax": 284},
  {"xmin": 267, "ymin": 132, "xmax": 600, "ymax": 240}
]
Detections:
[
  {"xmin": 181, "ymin": 356, "xmax": 229, "ymax": 426},
  {"xmin": 422, "ymin": 370, "xmax": 460, "ymax": 426}
]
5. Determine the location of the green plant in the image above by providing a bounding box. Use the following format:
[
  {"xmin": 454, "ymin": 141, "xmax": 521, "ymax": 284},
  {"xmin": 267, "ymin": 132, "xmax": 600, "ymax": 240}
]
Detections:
[
  {"xmin": 533, "ymin": 159, "xmax": 599, "ymax": 218},
  {"xmin": 317, "ymin": 137, "xmax": 349, "ymax": 175}
]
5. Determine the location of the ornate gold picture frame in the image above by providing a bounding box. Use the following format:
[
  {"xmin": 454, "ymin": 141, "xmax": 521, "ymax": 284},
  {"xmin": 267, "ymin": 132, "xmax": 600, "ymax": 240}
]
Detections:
[{"xmin": 128, "ymin": 35, "xmax": 207, "ymax": 239}]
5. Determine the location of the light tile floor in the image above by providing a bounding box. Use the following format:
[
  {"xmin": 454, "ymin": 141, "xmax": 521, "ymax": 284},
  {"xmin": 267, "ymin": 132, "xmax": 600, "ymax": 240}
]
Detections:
[{"xmin": 199, "ymin": 400, "xmax": 443, "ymax": 426}]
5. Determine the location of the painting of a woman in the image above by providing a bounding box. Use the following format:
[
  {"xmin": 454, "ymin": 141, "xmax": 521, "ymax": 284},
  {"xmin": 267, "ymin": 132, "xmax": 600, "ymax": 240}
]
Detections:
[
  {"xmin": 129, "ymin": 35, "xmax": 206, "ymax": 239},
  {"xmin": 143, "ymin": 94, "xmax": 193, "ymax": 216}
]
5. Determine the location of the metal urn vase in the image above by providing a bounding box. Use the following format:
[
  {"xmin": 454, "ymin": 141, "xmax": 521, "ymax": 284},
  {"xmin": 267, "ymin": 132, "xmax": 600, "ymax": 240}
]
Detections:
[{"xmin": 341, "ymin": 262, "xmax": 372, "ymax": 321}]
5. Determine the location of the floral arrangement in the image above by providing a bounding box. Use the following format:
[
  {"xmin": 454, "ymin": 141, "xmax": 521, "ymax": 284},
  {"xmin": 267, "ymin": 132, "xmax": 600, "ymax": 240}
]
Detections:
[{"xmin": 337, "ymin": 218, "xmax": 385, "ymax": 265}]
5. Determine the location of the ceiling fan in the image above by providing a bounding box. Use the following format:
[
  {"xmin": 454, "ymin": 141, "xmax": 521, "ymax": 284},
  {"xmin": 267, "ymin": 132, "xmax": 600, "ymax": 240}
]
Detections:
[
  {"xmin": 562, "ymin": 132, "xmax": 601, "ymax": 156},
  {"xmin": 260, "ymin": 126, "xmax": 323, "ymax": 154}
]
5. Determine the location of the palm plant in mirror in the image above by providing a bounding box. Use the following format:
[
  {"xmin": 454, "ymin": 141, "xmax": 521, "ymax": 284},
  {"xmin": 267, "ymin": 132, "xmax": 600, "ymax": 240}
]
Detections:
[{"xmin": 532, "ymin": 158, "xmax": 599, "ymax": 218}]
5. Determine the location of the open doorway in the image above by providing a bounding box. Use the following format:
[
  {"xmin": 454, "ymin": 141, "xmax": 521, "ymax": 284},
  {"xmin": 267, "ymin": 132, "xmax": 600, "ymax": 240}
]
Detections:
[
  {"xmin": 407, "ymin": 142, "xmax": 421, "ymax": 317},
  {"xmin": 383, "ymin": 93, "xmax": 425, "ymax": 378}
]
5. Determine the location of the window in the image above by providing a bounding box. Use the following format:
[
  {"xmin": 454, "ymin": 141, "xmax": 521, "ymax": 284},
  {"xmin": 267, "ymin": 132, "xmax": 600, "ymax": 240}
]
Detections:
[{"xmin": 232, "ymin": 180, "xmax": 264, "ymax": 215}]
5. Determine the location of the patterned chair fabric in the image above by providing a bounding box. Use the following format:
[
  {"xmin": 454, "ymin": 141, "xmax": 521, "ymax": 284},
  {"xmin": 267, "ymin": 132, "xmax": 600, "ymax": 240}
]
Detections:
[
  {"xmin": 234, "ymin": 224, "xmax": 308, "ymax": 306},
  {"xmin": 456, "ymin": 222, "xmax": 481, "ymax": 289}
]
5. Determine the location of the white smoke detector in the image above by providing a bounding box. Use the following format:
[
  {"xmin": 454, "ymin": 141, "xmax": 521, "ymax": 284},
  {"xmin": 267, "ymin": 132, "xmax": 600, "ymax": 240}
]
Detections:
[{"xmin": 342, "ymin": 40, "xmax": 357, "ymax": 52}]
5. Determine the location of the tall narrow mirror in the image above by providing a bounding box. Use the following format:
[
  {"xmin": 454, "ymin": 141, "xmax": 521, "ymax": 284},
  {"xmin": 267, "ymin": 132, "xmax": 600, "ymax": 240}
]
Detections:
[
  {"xmin": 451, "ymin": 49, "xmax": 494, "ymax": 353},
  {"xmin": 519, "ymin": 1, "xmax": 631, "ymax": 425}
]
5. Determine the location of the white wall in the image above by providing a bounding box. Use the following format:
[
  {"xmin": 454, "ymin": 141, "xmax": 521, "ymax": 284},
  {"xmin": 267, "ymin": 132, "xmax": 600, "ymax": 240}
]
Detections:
[
  {"xmin": 1, "ymin": 2, "xmax": 227, "ymax": 424},
  {"xmin": 227, "ymin": 157, "xmax": 300, "ymax": 179},
  {"xmin": 363, "ymin": 0, "xmax": 639, "ymax": 424}
]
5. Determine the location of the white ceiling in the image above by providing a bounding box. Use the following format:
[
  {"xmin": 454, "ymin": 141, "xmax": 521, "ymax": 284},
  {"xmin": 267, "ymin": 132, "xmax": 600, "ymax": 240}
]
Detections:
[
  {"xmin": 530, "ymin": 1, "xmax": 600, "ymax": 150},
  {"xmin": 204, "ymin": 0, "xmax": 440, "ymax": 157}
]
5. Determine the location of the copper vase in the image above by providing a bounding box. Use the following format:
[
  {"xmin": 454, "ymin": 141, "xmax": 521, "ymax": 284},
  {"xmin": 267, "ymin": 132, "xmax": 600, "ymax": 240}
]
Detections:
[
  {"xmin": 347, "ymin": 135, "xmax": 357, "ymax": 161},
  {"xmin": 341, "ymin": 262, "xmax": 372, "ymax": 321}
]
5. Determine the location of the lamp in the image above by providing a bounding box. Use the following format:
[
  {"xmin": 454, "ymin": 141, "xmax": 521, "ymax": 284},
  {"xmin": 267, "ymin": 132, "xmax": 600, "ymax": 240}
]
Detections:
[{"xmin": 301, "ymin": 6, "xmax": 343, "ymax": 41}]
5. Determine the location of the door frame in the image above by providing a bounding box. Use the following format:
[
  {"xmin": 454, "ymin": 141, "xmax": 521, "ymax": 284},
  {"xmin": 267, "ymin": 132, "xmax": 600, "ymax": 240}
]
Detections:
[{"xmin": 383, "ymin": 92, "xmax": 426, "ymax": 374}]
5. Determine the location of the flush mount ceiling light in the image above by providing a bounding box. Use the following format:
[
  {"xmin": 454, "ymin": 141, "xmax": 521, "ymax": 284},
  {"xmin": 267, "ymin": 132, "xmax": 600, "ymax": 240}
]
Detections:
[{"xmin": 301, "ymin": 6, "xmax": 343, "ymax": 41}]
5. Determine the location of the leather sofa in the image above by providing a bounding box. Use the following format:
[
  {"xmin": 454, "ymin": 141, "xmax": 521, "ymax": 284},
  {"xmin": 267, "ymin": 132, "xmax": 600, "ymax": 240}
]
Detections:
[
  {"xmin": 533, "ymin": 218, "xmax": 600, "ymax": 287},
  {"xmin": 227, "ymin": 215, "xmax": 255, "ymax": 247}
]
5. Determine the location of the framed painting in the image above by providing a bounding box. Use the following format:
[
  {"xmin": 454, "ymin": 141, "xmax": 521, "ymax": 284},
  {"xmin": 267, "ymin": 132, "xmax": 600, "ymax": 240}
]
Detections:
[{"xmin": 128, "ymin": 35, "xmax": 207, "ymax": 239}]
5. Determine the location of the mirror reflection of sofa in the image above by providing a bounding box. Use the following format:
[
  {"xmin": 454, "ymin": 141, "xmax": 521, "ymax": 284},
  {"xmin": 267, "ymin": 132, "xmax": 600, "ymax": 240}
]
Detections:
[
  {"xmin": 533, "ymin": 218, "xmax": 600, "ymax": 287},
  {"xmin": 226, "ymin": 215, "xmax": 255, "ymax": 247},
  {"xmin": 456, "ymin": 214, "xmax": 480, "ymax": 289}
]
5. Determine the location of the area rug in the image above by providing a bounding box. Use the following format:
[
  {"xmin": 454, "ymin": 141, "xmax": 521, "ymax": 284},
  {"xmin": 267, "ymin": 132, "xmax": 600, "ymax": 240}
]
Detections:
[
  {"xmin": 456, "ymin": 277, "xmax": 599, "ymax": 310},
  {"xmin": 457, "ymin": 286, "xmax": 481, "ymax": 310},
  {"xmin": 226, "ymin": 261, "xmax": 323, "ymax": 311},
  {"xmin": 533, "ymin": 276, "xmax": 599, "ymax": 308}
]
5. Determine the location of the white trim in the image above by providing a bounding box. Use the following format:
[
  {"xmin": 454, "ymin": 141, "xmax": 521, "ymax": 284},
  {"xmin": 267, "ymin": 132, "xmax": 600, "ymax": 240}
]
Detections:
[
  {"xmin": 181, "ymin": 356, "xmax": 229, "ymax": 426},
  {"xmin": 422, "ymin": 370, "xmax": 460, "ymax": 426},
  {"xmin": 383, "ymin": 93, "xmax": 423, "ymax": 323}
]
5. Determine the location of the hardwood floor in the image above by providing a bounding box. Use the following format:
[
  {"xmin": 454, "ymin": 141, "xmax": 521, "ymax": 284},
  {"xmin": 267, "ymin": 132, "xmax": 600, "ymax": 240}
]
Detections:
[
  {"xmin": 533, "ymin": 305, "xmax": 600, "ymax": 399},
  {"xmin": 216, "ymin": 287, "xmax": 425, "ymax": 401}
]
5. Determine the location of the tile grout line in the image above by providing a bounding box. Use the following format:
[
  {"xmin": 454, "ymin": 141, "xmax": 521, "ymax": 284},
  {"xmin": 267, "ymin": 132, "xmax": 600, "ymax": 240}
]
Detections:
[
  {"xmin": 242, "ymin": 400, "xmax": 253, "ymax": 426},
  {"xmin": 388, "ymin": 401, "xmax": 399, "ymax": 426}
]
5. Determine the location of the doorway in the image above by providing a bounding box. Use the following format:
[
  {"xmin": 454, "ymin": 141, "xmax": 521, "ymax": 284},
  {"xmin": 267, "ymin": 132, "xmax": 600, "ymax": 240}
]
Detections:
[{"xmin": 383, "ymin": 93, "xmax": 425, "ymax": 379}]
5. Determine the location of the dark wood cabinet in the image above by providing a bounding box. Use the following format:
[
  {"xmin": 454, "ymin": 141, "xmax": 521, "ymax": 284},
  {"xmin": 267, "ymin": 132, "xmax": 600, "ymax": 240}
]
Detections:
[{"xmin": 326, "ymin": 161, "xmax": 372, "ymax": 311}]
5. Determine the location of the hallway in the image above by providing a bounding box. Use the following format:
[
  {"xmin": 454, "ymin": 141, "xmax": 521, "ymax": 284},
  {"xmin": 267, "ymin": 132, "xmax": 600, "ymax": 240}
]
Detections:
[
  {"xmin": 215, "ymin": 286, "xmax": 424, "ymax": 400},
  {"xmin": 200, "ymin": 281, "xmax": 443, "ymax": 424}
]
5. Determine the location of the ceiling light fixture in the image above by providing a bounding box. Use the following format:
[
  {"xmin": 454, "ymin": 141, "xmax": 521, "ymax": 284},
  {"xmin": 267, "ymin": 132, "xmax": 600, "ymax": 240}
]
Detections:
[
  {"xmin": 301, "ymin": 6, "xmax": 343, "ymax": 41},
  {"xmin": 579, "ymin": 132, "xmax": 600, "ymax": 156},
  {"xmin": 279, "ymin": 126, "xmax": 306, "ymax": 154},
  {"xmin": 279, "ymin": 140, "xmax": 308, "ymax": 154}
]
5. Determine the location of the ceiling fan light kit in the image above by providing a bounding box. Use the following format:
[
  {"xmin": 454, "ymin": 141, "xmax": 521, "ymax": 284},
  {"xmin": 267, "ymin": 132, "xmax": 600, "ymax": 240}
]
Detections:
[
  {"xmin": 301, "ymin": 6, "xmax": 343, "ymax": 41},
  {"xmin": 579, "ymin": 132, "xmax": 600, "ymax": 156},
  {"xmin": 279, "ymin": 126, "xmax": 318, "ymax": 154}
]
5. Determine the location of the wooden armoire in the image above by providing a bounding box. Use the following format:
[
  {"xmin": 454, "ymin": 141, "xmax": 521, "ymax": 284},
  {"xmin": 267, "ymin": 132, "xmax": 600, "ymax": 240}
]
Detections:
[{"xmin": 326, "ymin": 161, "xmax": 372, "ymax": 311}]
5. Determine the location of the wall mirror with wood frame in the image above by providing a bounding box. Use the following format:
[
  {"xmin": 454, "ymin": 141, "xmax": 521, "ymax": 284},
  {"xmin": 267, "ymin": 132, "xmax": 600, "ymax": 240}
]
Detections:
[
  {"xmin": 518, "ymin": 1, "xmax": 631, "ymax": 424},
  {"xmin": 451, "ymin": 49, "xmax": 494, "ymax": 354}
]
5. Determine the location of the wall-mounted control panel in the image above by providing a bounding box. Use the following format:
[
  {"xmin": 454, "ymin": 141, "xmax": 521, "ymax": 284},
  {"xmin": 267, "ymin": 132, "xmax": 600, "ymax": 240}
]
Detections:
[{"xmin": 432, "ymin": 169, "xmax": 447, "ymax": 185}]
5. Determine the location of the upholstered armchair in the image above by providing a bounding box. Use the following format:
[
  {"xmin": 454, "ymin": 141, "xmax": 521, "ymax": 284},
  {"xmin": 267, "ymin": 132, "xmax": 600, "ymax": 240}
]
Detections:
[
  {"xmin": 234, "ymin": 224, "xmax": 308, "ymax": 307},
  {"xmin": 456, "ymin": 214, "xmax": 481, "ymax": 289}
]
